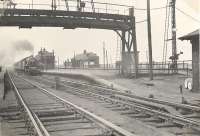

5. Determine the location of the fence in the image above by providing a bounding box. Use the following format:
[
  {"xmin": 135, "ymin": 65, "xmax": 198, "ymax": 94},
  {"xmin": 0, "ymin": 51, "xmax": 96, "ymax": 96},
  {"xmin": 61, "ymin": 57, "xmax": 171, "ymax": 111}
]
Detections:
[
  {"xmin": 137, "ymin": 61, "xmax": 191, "ymax": 76},
  {"xmin": 59, "ymin": 60, "xmax": 192, "ymax": 77}
]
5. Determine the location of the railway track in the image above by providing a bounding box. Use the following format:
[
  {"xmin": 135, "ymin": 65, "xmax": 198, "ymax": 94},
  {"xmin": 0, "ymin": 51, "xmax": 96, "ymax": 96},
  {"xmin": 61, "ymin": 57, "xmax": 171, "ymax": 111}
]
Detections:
[
  {"xmin": 19, "ymin": 74, "xmax": 200, "ymax": 136},
  {"xmin": 36, "ymin": 75, "xmax": 200, "ymax": 115},
  {"xmin": 2, "ymin": 72, "xmax": 138, "ymax": 136}
]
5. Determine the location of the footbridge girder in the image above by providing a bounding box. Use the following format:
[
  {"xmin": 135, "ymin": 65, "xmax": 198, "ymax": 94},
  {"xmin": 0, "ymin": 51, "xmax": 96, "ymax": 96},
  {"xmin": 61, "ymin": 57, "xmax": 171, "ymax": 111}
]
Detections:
[{"xmin": 0, "ymin": 9, "xmax": 132, "ymax": 30}]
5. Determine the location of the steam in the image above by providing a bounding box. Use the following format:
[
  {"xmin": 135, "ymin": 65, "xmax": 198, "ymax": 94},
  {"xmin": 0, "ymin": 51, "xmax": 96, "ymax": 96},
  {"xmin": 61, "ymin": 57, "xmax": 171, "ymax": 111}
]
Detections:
[
  {"xmin": 13, "ymin": 40, "xmax": 34, "ymax": 52},
  {"xmin": 0, "ymin": 40, "xmax": 34, "ymax": 66}
]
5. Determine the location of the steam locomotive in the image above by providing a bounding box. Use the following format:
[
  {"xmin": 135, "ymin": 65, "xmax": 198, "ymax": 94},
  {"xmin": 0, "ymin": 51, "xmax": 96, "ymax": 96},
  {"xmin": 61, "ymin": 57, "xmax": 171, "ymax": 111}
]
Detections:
[{"xmin": 14, "ymin": 55, "xmax": 42, "ymax": 76}]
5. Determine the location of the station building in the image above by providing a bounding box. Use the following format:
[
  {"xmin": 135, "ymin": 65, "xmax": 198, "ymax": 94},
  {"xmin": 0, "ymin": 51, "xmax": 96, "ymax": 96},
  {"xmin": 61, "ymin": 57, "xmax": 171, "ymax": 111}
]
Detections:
[
  {"xmin": 179, "ymin": 29, "xmax": 200, "ymax": 92},
  {"xmin": 71, "ymin": 50, "xmax": 99, "ymax": 68},
  {"xmin": 35, "ymin": 48, "xmax": 55, "ymax": 69}
]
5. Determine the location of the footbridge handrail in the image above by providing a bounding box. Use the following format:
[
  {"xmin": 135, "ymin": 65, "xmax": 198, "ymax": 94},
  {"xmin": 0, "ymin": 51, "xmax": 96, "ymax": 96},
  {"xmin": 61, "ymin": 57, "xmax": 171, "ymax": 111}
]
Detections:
[{"xmin": 0, "ymin": 1, "xmax": 133, "ymax": 16}]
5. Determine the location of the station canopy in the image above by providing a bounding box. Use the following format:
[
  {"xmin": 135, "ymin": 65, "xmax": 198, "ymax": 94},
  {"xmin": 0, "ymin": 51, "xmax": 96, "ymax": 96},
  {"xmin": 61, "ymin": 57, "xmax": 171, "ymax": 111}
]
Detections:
[{"xmin": 179, "ymin": 29, "xmax": 200, "ymax": 41}]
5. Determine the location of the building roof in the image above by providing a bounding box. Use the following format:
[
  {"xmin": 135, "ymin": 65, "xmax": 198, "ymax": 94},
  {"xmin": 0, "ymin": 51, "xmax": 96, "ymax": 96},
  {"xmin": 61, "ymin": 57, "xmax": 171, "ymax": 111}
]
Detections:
[
  {"xmin": 20, "ymin": 55, "xmax": 33, "ymax": 62},
  {"xmin": 38, "ymin": 48, "xmax": 54, "ymax": 56},
  {"xmin": 75, "ymin": 54, "xmax": 88, "ymax": 61},
  {"xmin": 74, "ymin": 51, "xmax": 99, "ymax": 61},
  {"xmin": 179, "ymin": 29, "xmax": 199, "ymax": 40}
]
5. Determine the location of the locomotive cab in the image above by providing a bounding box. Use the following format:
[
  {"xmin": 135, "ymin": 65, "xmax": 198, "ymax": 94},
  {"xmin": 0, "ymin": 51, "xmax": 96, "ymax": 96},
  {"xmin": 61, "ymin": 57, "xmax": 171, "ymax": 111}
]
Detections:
[
  {"xmin": 24, "ymin": 57, "xmax": 42, "ymax": 76},
  {"xmin": 28, "ymin": 66, "xmax": 42, "ymax": 76}
]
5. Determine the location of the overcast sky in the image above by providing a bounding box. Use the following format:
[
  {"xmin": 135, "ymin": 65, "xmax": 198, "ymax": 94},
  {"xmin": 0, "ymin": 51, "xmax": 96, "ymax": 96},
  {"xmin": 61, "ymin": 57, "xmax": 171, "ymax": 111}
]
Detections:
[{"xmin": 0, "ymin": 0, "xmax": 199, "ymax": 66}]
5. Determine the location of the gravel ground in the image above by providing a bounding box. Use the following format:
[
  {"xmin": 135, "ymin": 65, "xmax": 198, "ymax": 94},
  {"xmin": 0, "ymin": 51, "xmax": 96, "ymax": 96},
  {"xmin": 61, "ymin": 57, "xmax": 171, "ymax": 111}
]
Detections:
[
  {"xmin": 0, "ymin": 90, "xmax": 26, "ymax": 136},
  {"xmin": 0, "ymin": 71, "xmax": 27, "ymax": 136},
  {"xmin": 34, "ymin": 81, "xmax": 174, "ymax": 136},
  {"xmin": 2, "ymin": 74, "xmax": 174, "ymax": 136}
]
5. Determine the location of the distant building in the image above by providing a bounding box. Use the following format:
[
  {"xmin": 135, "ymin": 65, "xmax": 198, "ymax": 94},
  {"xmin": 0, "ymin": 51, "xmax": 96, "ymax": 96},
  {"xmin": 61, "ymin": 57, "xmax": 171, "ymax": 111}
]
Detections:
[
  {"xmin": 35, "ymin": 48, "xmax": 55, "ymax": 69},
  {"xmin": 71, "ymin": 50, "xmax": 99, "ymax": 68},
  {"xmin": 63, "ymin": 59, "xmax": 71, "ymax": 68}
]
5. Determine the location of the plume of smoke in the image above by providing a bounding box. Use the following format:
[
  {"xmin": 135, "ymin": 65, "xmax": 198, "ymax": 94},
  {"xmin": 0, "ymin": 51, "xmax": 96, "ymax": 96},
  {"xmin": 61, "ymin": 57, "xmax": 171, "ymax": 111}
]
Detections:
[
  {"xmin": 13, "ymin": 40, "xmax": 34, "ymax": 53},
  {"xmin": 0, "ymin": 40, "xmax": 34, "ymax": 66}
]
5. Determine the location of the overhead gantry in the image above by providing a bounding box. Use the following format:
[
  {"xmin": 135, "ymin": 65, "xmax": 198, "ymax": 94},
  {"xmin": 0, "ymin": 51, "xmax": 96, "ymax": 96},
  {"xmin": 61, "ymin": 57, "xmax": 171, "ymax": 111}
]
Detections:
[{"xmin": 0, "ymin": 0, "xmax": 138, "ymax": 77}]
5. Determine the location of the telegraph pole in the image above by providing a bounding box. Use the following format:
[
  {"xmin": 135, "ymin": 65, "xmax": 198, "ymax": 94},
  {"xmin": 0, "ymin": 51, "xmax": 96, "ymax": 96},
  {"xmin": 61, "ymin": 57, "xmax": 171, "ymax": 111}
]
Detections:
[
  {"xmin": 106, "ymin": 50, "xmax": 108, "ymax": 69},
  {"xmin": 171, "ymin": 0, "xmax": 177, "ymax": 70},
  {"xmin": 77, "ymin": 0, "xmax": 80, "ymax": 11},
  {"xmin": 57, "ymin": 56, "xmax": 59, "ymax": 70},
  {"xmin": 103, "ymin": 42, "xmax": 106, "ymax": 70},
  {"xmin": 52, "ymin": 0, "xmax": 57, "ymax": 10},
  {"xmin": 147, "ymin": 0, "xmax": 153, "ymax": 80}
]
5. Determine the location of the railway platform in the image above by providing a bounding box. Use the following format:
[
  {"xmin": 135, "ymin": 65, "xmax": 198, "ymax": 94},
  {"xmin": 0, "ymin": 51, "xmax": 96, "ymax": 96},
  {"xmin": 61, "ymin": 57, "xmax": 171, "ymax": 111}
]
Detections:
[
  {"xmin": 44, "ymin": 69, "xmax": 200, "ymax": 105},
  {"xmin": 45, "ymin": 69, "xmax": 128, "ymax": 91}
]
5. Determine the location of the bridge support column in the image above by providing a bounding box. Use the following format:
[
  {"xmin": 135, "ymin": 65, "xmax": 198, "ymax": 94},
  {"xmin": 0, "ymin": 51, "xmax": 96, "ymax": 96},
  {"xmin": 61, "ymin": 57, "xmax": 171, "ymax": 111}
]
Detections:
[
  {"xmin": 121, "ymin": 31, "xmax": 126, "ymax": 75},
  {"xmin": 118, "ymin": 7, "xmax": 139, "ymax": 77},
  {"xmin": 119, "ymin": 30, "xmax": 138, "ymax": 76},
  {"xmin": 130, "ymin": 8, "xmax": 138, "ymax": 78}
]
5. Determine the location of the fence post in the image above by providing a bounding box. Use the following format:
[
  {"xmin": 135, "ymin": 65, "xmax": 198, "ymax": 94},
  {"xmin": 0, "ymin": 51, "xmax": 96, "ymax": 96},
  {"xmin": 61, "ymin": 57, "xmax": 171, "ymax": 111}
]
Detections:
[
  {"xmin": 106, "ymin": 3, "xmax": 107, "ymax": 13},
  {"xmin": 177, "ymin": 62, "xmax": 179, "ymax": 73},
  {"xmin": 168, "ymin": 63, "xmax": 170, "ymax": 74}
]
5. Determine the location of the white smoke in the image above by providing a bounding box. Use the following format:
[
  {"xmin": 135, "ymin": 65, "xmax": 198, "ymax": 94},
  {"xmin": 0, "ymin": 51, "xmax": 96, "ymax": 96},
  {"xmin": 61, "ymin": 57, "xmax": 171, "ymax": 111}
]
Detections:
[{"xmin": 0, "ymin": 40, "xmax": 34, "ymax": 66}]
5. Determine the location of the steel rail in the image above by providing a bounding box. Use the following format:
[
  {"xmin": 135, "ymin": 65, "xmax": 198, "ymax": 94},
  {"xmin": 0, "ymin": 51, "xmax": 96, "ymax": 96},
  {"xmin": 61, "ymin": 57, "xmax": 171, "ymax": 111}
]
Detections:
[
  {"xmin": 17, "ymin": 75, "xmax": 138, "ymax": 136},
  {"xmin": 29, "ymin": 76, "xmax": 200, "ymax": 132},
  {"xmin": 28, "ymin": 75, "xmax": 200, "ymax": 114},
  {"xmin": 51, "ymin": 79, "xmax": 167, "ymax": 111},
  {"xmin": 60, "ymin": 78, "xmax": 200, "ymax": 112},
  {"xmin": 20, "ymin": 75, "xmax": 200, "ymax": 132},
  {"xmin": 7, "ymin": 72, "xmax": 50, "ymax": 136},
  {"xmin": 53, "ymin": 82, "xmax": 200, "ymax": 132},
  {"xmin": 33, "ymin": 112, "xmax": 51, "ymax": 136}
]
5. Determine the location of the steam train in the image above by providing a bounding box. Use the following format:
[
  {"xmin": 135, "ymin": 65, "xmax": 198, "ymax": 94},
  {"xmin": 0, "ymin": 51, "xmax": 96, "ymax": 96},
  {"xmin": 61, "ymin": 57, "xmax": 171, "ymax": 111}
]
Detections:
[{"xmin": 14, "ymin": 55, "xmax": 42, "ymax": 76}]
